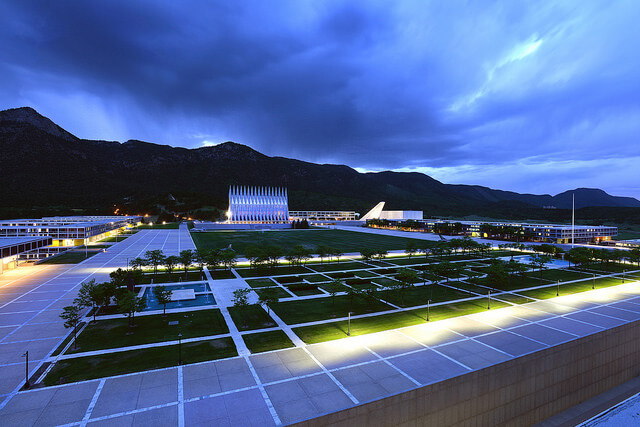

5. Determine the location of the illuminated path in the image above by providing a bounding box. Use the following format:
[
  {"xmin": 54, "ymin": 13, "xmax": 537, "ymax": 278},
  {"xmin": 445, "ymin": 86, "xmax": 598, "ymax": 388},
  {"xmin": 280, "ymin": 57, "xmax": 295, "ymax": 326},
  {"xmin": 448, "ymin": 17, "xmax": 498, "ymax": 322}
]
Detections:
[
  {"xmin": 1, "ymin": 264, "xmax": 639, "ymax": 425},
  {"xmin": 0, "ymin": 229, "xmax": 196, "ymax": 422}
]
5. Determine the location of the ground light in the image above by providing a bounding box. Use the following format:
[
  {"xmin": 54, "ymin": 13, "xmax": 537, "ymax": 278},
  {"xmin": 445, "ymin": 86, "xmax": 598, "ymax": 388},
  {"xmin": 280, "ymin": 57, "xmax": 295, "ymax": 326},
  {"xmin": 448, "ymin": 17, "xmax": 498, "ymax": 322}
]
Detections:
[
  {"xmin": 593, "ymin": 274, "xmax": 595, "ymax": 290},
  {"xmin": 347, "ymin": 312, "xmax": 352, "ymax": 336},
  {"xmin": 487, "ymin": 290, "xmax": 491, "ymax": 310},
  {"xmin": 557, "ymin": 280, "xmax": 560, "ymax": 297},
  {"xmin": 22, "ymin": 351, "xmax": 29, "ymax": 389},
  {"xmin": 427, "ymin": 299, "xmax": 431, "ymax": 321}
]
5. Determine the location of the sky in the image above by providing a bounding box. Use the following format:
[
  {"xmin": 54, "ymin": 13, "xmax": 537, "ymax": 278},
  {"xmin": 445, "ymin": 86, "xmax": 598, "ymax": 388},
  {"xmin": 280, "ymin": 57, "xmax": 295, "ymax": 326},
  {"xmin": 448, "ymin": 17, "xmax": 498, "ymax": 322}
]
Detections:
[{"xmin": 1, "ymin": 0, "xmax": 639, "ymax": 198}]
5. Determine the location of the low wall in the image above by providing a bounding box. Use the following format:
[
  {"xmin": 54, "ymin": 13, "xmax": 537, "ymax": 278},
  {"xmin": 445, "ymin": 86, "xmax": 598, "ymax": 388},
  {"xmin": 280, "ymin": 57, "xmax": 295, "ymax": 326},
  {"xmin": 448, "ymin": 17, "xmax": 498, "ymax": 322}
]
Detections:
[{"xmin": 294, "ymin": 319, "xmax": 640, "ymax": 426}]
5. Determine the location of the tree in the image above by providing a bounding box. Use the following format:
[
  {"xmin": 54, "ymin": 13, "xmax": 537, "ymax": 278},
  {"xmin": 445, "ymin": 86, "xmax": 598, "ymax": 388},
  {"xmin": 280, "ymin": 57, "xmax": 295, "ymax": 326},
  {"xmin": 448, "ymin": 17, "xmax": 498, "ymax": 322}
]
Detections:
[
  {"xmin": 436, "ymin": 261, "xmax": 454, "ymax": 284},
  {"xmin": 144, "ymin": 249, "xmax": 166, "ymax": 279},
  {"xmin": 360, "ymin": 248, "xmax": 376, "ymax": 262},
  {"xmin": 153, "ymin": 285, "xmax": 173, "ymax": 316},
  {"xmin": 628, "ymin": 248, "xmax": 640, "ymax": 267},
  {"xmin": 329, "ymin": 247, "xmax": 344, "ymax": 264},
  {"xmin": 375, "ymin": 249, "xmax": 388, "ymax": 260},
  {"xmin": 325, "ymin": 280, "xmax": 343, "ymax": 317},
  {"xmin": 164, "ymin": 255, "xmax": 179, "ymax": 280},
  {"xmin": 232, "ymin": 288, "xmax": 251, "ymax": 328},
  {"xmin": 405, "ymin": 241, "xmax": 418, "ymax": 259},
  {"xmin": 315, "ymin": 244, "xmax": 329, "ymax": 264},
  {"xmin": 346, "ymin": 287, "xmax": 360, "ymax": 312},
  {"xmin": 206, "ymin": 249, "xmax": 222, "ymax": 273},
  {"xmin": 396, "ymin": 268, "xmax": 417, "ymax": 307},
  {"xmin": 419, "ymin": 246, "xmax": 432, "ymax": 261},
  {"xmin": 219, "ymin": 249, "xmax": 237, "ymax": 271},
  {"xmin": 486, "ymin": 260, "xmax": 508, "ymax": 291},
  {"xmin": 529, "ymin": 254, "xmax": 552, "ymax": 284},
  {"xmin": 179, "ymin": 249, "xmax": 194, "ymax": 279},
  {"xmin": 60, "ymin": 304, "xmax": 82, "ymax": 349},
  {"xmin": 264, "ymin": 245, "xmax": 283, "ymax": 269},
  {"xmin": 74, "ymin": 279, "xmax": 103, "ymax": 323},
  {"xmin": 130, "ymin": 257, "xmax": 147, "ymax": 270},
  {"xmin": 117, "ymin": 290, "xmax": 146, "ymax": 334},
  {"xmin": 195, "ymin": 249, "xmax": 208, "ymax": 279},
  {"xmin": 258, "ymin": 287, "xmax": 279, "ymax": 315}
]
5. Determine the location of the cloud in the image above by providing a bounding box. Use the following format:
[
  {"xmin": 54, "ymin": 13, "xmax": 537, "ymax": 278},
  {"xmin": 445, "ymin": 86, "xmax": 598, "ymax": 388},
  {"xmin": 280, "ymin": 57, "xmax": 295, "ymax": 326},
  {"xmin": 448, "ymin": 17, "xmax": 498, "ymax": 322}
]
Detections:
[{"xmin": 0, "ymin": 0, "xmax": 638, "ymax": 198}]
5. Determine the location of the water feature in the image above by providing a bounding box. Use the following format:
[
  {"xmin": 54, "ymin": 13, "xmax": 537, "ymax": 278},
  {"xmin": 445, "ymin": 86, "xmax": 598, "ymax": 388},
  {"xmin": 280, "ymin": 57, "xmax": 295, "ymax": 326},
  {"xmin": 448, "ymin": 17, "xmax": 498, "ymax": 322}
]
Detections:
[{"xmin": 142, "ymin": 282, "xmax": 216, "ymax": 311}]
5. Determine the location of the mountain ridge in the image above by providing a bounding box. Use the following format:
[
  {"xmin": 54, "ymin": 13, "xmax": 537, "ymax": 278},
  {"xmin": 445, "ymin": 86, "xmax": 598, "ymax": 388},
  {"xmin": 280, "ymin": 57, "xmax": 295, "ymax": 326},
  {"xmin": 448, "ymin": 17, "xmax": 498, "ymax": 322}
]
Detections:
[{"xmin": 1, "ymin": 106, "xmax": 638, "ymax": 215}]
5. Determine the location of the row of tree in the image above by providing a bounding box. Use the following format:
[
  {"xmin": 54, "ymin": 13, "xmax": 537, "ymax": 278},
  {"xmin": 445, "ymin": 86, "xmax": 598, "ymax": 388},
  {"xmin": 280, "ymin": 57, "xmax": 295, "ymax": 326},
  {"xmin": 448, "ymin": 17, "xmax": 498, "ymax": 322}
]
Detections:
[{"xmin": 130, "ymin": 248, "xmax": 239, "ymax": 280}]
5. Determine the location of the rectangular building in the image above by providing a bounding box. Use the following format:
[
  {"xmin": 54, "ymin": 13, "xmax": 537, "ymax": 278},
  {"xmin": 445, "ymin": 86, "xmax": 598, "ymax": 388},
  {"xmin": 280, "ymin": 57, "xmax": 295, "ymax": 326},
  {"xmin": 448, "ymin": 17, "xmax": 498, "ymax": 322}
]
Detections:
[{"xmin": 0, "ymin": 236, "xmax": 52, "ymax": 273}]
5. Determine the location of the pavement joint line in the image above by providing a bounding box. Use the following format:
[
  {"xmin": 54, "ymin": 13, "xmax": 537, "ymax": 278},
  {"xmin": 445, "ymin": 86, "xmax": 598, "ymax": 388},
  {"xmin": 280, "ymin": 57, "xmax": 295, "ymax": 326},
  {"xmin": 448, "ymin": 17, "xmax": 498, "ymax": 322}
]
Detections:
[
  {"xmin": 38, "ymin": 321, "xmax": 93, "ymax": 383},
  {"xmin": 469, "ymin": 316, "xmax": 559, "ymax": 348},
  {"xmin": 0, "ymin": 264, "xmax": 56, "ymax": 290},
  {"xmin": 395, "ymin": 329, "xmax": 473, "ymax": 370},
  {"xmin": 177, "ymin": 365, "xmax": 185, "ymax": 427},
  {"xmin": 84, "ymin": 401, "xmax": 179, "ymax": 425},
  {"xmin": 80, "ymin": 378, "xmax": 105, "ymax": 427},
  {"xmin": 300, "ymin": 346, "xmax": 359, "ymax": 405},
  {"xmin": 360, "ymin": 343, "xmax": 421, "ymax": 387},
  {"xmin": 1, "ymin": 335, "xmax": 66, "ymax": 345},
  {"xmin": 243, "ymin": 355, "xmax": 283, "ymax": 426},
  {"xmin": 0, "ymin": 230, "xmax": 169, "ymax": 410}
]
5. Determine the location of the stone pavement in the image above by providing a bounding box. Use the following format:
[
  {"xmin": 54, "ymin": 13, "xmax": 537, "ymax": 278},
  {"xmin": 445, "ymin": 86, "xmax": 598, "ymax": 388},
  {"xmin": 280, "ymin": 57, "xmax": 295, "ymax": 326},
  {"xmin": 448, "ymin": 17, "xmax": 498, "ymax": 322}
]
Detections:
[
  {"xmin": 2, "ymin": 274, "xmax": 640, "ymax": 425},
  {"xmin": 0, "ymin": 229, "xmax": 197, "ymax": 419}
]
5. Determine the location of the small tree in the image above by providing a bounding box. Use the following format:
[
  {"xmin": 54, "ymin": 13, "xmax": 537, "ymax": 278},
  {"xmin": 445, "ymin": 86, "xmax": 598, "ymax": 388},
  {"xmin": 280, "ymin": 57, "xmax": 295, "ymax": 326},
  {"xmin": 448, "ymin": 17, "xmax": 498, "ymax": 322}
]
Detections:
[
  {"xmin": 179, "ymin": 249, "xmax": 194, "ymax": 279},
  {"xmin": 360, "ymin": 247, "xmax": 376, "ymax": 262},
  {"xmin": 117, "ymin": 290, "xmax": 146, "ymax": 334},
  {"xmin": 396, "ymin": 268, "xmax": 417, "ymax": 307},
  {"xmin": 195, "ymin": 249, "xmax": 208, "ymax": 279},
  {"xmin": 325, "ymin": 280, "xmax": 342, "ymax": 317},
  {"xmin": 329, "ymin": 247, "xmax": 344, "ymax": 264},
  {"xmin": 206, "ymin": 249, "xmax": 222, "ymax": 274},
  {"xmin": 60, "ymin": 304, "xmax": 82, "ymax": 349},
  {"xmin": 375, "ymin": 249, "xmax": 388, "ymax": 261},
  {"xmin": 405, "ymin": 242, "xmax": 418, "ymax": 259},
  {"xmin": 316, "ymin": 245, "xmax": 329, "ymax": 264},
  {"xmin": 232, "ymin": 288, "xmax": 251, "ymax": 328},
  {"xmin": 145, "ymin": 249, "xmax": 166, "ymax": 279},
  {"xmin": 130, "ymin": 257, "xmax": 147, "ymax": 270},
  {"xmin": 153, "ymin": 285, "xmax": 173, "ymax": 316},
  {"xmin": 219, "ymin": 249, "xmax": 237, "ymax": 271},
  {"xmin": 74, "ymin": 279, "xmax": 104, "ymax": 323},
  {"xmin": 258, "ymin": 287, "xmax": 279, "ymax": 315},
  {"xmin": 164, "ymin": 255, "xmax": 179, "ymax": 280}
]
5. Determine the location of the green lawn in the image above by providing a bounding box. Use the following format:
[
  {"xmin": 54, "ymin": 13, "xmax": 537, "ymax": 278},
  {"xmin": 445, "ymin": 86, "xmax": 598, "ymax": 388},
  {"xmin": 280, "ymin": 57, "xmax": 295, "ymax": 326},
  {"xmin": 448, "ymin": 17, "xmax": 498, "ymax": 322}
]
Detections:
[
  {"xmin": 254, "ymin": 287, "xmax": 292, "ymax": 299},
  {"xmin": 288, "ymin": 287, "xmax": 325, "ymax": 297},
  {"xmin": 236, "ymin": 265, "xmax": 312, "ymax": 278},
  {"xmin": 64, "ymin": 309, "xmax": 228, "ymax": 354},
  {"xmin": 40, "ymin": 251, "xmax": 100, "ymax": 264},
  {"xmin": 228, "ymin": 304, "xmax": 277, "ymax": 331},
  {"xmin": 381, "ymin": 283, "xmax": 472, "ymax": 307},
  {"xmin": 303, "ymin": 273, "xmax": 332, "ymax": 283},
  {"xmin": 386, "ymin": 257, "xmax": 430, "ymax": 266},
  {"xmin": 308, "ymin": 262, "xmax": 367, "ymax": 272},
  {"xmin": 190, "ymin": 229, "xmax": 435, "ymax": 254},
  {"xmin": 520, "ymin": 276, "xmax": 626, "ymax": 299},
  {"xmin": 139, "ymin": 271, "xmax": 204, "ymax": 284},
  {"xmin": 246, "ymin": 278, "xmax": 277, "ymax": 288},
  {"xmin": 242, "ymin": 330, "xmax": 295, "ymax": 353},
  {"xmin": 100, "ymin": 235, "xmax": 130, "ymax": 243},
  {"xmin": 293, "ymin": 298, "xmax": 509, "ymax": 344},
  {"xmin": 45, "ymin": 337, "xmax": 236, "ymax": 385},
  {"xmin": 272, "ymin": 294, "xmax": 393, "ymax": 325},
  {"xmin": 353, "ymin": 270, "xmax": 380, "ymax": 278},
  {"xmin": 580, "ymin": 264, "xmax": 640, "ymax": 274}
]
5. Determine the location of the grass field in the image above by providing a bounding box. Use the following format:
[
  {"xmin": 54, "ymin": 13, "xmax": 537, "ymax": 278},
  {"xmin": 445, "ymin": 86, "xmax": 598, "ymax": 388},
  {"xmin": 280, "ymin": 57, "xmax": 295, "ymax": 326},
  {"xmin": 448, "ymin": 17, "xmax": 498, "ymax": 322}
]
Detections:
[
  {"xmin": 45, "ymin": 337, "xmax": 237, "ymax": 385},
  {"xmin": 40, "ymin": 251, "xmax": 100, "ymax": 264},
  {"xmin": 254, "ymin": 287, "xmax": 292, "ymax": 299},
  {"xmin": 272, "ymin": 294, "xmax": 393, "ymax": 325},
  {"xmin": 293, "ymin": 298, "xmax": 509, "ymax": 344},
  {"xmin": 139, "ymin": 271, "xmax": 204, "ymax": 284},
  {"xmin": 190, "ymin": 229, "xmax": 435, "ymax": 254},
  {"xmin": 520, "ymin": 276, "xmax": 626, "ymax": 299},
  {"xmin": 228, "ymin": 304, "xmax": 277, "ymax": 331},
  {"xmin": 64, "ymin": 309, "xmax": 228, "ymax": 354},
  {"xmin": 382, "ymin": 283, "xmax": 472, "ymax": 307},
  {"xmin": 242, "ymin": 330, "xmax": 295, "ymax": 353}
]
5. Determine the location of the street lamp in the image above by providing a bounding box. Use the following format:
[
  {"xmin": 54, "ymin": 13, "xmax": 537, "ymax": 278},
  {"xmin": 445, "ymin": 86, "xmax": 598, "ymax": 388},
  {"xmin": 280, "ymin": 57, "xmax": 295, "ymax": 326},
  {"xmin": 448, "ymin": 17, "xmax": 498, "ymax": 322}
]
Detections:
[
  {"xmin": 178, "ymin": 331, "xmax": 183, "ymax": 365},
  {"xmin": 592, "ymin": 273, "xmax": 595, "ymax": 290},
  {"xmin": 623, "ymin": 269, "xmax": 626, "ymax": 284},
  {"xmin": 557, "ymin": 280, "xmax": 559, "ymax": 297},
  {"xmin": 488, "ymin": 290, "xmax": 491, "ymax": 310},
  {"xmin": 347, "ymin": 312, "xmax": 352, "ymax": 336},
  {"xmin": 427, "ymin": 299, "xmax": 431, "ymax": 322},
  {"xmin": 22, "ymin": 351, "xmax": 29, "ymax": 389}
]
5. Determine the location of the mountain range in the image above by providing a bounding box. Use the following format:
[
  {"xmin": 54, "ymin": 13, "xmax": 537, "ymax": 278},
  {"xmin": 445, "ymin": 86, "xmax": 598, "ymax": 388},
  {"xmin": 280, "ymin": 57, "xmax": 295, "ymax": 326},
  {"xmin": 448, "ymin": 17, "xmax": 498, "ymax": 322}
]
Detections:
[{"xmin": 1, "ymin": 106, "xmax": 639, "ymax": 219}]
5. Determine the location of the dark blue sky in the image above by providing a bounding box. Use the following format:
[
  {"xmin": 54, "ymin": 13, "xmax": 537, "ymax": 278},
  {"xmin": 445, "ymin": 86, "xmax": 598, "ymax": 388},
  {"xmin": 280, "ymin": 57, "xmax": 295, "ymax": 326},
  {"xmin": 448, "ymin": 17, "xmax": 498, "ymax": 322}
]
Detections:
[{"xmin": 2, "ymin": 1, "xmax": 639, "ymax": 198}]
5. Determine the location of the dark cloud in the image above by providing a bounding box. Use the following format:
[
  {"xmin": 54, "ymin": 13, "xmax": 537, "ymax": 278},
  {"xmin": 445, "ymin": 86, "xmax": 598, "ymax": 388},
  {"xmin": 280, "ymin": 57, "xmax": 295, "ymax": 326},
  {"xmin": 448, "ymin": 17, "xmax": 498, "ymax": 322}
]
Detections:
[{"xmin": 1, "ymin": 0, "xmax": 639, "ymax": 197}]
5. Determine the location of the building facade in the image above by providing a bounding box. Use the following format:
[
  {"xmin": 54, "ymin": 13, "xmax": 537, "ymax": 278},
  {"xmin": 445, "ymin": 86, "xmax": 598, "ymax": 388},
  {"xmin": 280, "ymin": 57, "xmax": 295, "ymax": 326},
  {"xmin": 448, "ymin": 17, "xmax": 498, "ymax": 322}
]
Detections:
[
  {"xmin": 227, "ymin": 186, "xmax": 289, "ymax": 223},
  {"xmin": 289, "ymin": 210, "xmax": 359, "ymax": 221}
]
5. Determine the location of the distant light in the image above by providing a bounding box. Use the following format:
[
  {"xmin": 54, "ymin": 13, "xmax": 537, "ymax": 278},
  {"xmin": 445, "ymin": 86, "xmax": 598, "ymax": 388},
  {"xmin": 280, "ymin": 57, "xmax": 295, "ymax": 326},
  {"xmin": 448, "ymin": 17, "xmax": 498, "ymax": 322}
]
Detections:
[
  {"xmin": 162, "ymin": 221, "xmax": 166, "ymax": 225},
  {"xmin": 149, "ymin": 222, "xmax": 154, "ymax": 226}
]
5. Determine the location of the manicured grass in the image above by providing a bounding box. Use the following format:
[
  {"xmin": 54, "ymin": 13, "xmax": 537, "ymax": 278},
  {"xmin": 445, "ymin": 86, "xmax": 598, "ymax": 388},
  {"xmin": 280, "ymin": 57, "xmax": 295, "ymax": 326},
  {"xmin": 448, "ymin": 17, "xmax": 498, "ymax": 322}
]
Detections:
[
  {"xmin": 40, "ymin": 251, "xmax": 100, "ymax": 264},
  {"xmin": 100, "ymin": 235, "xmax": 130, "ymax": 243},
  {"xmin": 493, "ymin": 292, "xmax": 536, "ymax": 305},
  {"xmin": 236, "ymin": 265, "xmax": 311, "ymax": 278},
  {"xmin": 45, "ymin": 337, "xmax": 237, "ymax": 385},
  {"xmin": 293, "ymin": 298, "xmax": 509, "ymax": 344},
  {"xmin": 536, "ymin": 269, "xmax": 591, "ymax": 282},
  {"xmin": 190, "ymin": 229, "xmax": 435, "ymax": 255},
  {"xmin": 580, "ymin": 264, "xmax": 640, "ymax": 274},
  {"xmin": 520, "ymin": 277, "xmax": 626, "ymax": 300},
  {"xmin": 242, "ymin": 330, "xmax": 295, "ymax": 353},
  {"xmin": 228, "ymin": 304, "xmax": 277, "ymax": 331},
  {"xmin": 353, "ymin": 270, "xmax": 380, "ymax": 278},
  {"xmin": 246, "ymin": 278, "xmax": 277, "ymax": 288},
  {"xmin": 318, "ymin": 283, "xmax": 349, "ymax": 293},
  {"xmin": 308, "ymin": 262, "xmax": 367, "ymax": 272},
  {"xmin": 66, "ymin": 309, "xmax": 228, "ymax": 354},
  {"xmin": 51, "ymin": 323, "xmax": 85, "ymax": 356},
  {"xmin": 272, "ymin": 294, "xmax": 393, "ymax": 325},
  {"xmin": 209, "ymin": 270, "xmax": 235, "ymax": 279},
  {"xmin": 381, "ymin": 283, "xmax": 471, "ymax": 307},
  {"xmin": 303, "ymin": 273, "xmax": 332, "ymax": 283},
  {"xmin": 372, "ymin": 277, "xmax": 401, "ymax": 287},
  {"xmin": 137, "ymin": 223, "xmax": 180, "ymax": 229},
  {"xmin": 386, "ymin": 257, "xmax": 429, "ymax": 266},
  {"xmin": 254, "ymin": 287, "xmax": 292, "ymax": 299},
  {"xmin": 288, "ymin": 287, "xmax": 325, "ymax": 297}
]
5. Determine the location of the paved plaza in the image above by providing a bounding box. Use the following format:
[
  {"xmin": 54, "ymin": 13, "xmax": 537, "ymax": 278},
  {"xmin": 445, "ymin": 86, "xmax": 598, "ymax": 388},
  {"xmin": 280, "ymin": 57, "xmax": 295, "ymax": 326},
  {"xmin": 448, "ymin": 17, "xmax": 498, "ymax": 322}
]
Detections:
[{"xmin": 1, "ymin": 227, "xmax": 639, "ymax": 425}]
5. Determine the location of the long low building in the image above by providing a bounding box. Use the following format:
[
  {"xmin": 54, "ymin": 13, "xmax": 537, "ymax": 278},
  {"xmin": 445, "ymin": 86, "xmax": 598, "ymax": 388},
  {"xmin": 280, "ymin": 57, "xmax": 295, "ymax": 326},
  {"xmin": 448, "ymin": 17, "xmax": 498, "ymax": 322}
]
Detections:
[
  {"xmin": 289, "ymin": 210, "xmax": 359, "ymax": 221},
  {"xmin": 0, "ymin": 236, "xmax": 52, "ymax": 273},
  {"xmin": 369, "ymin": 218, "xmax": 618, "ymax": 244}
]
